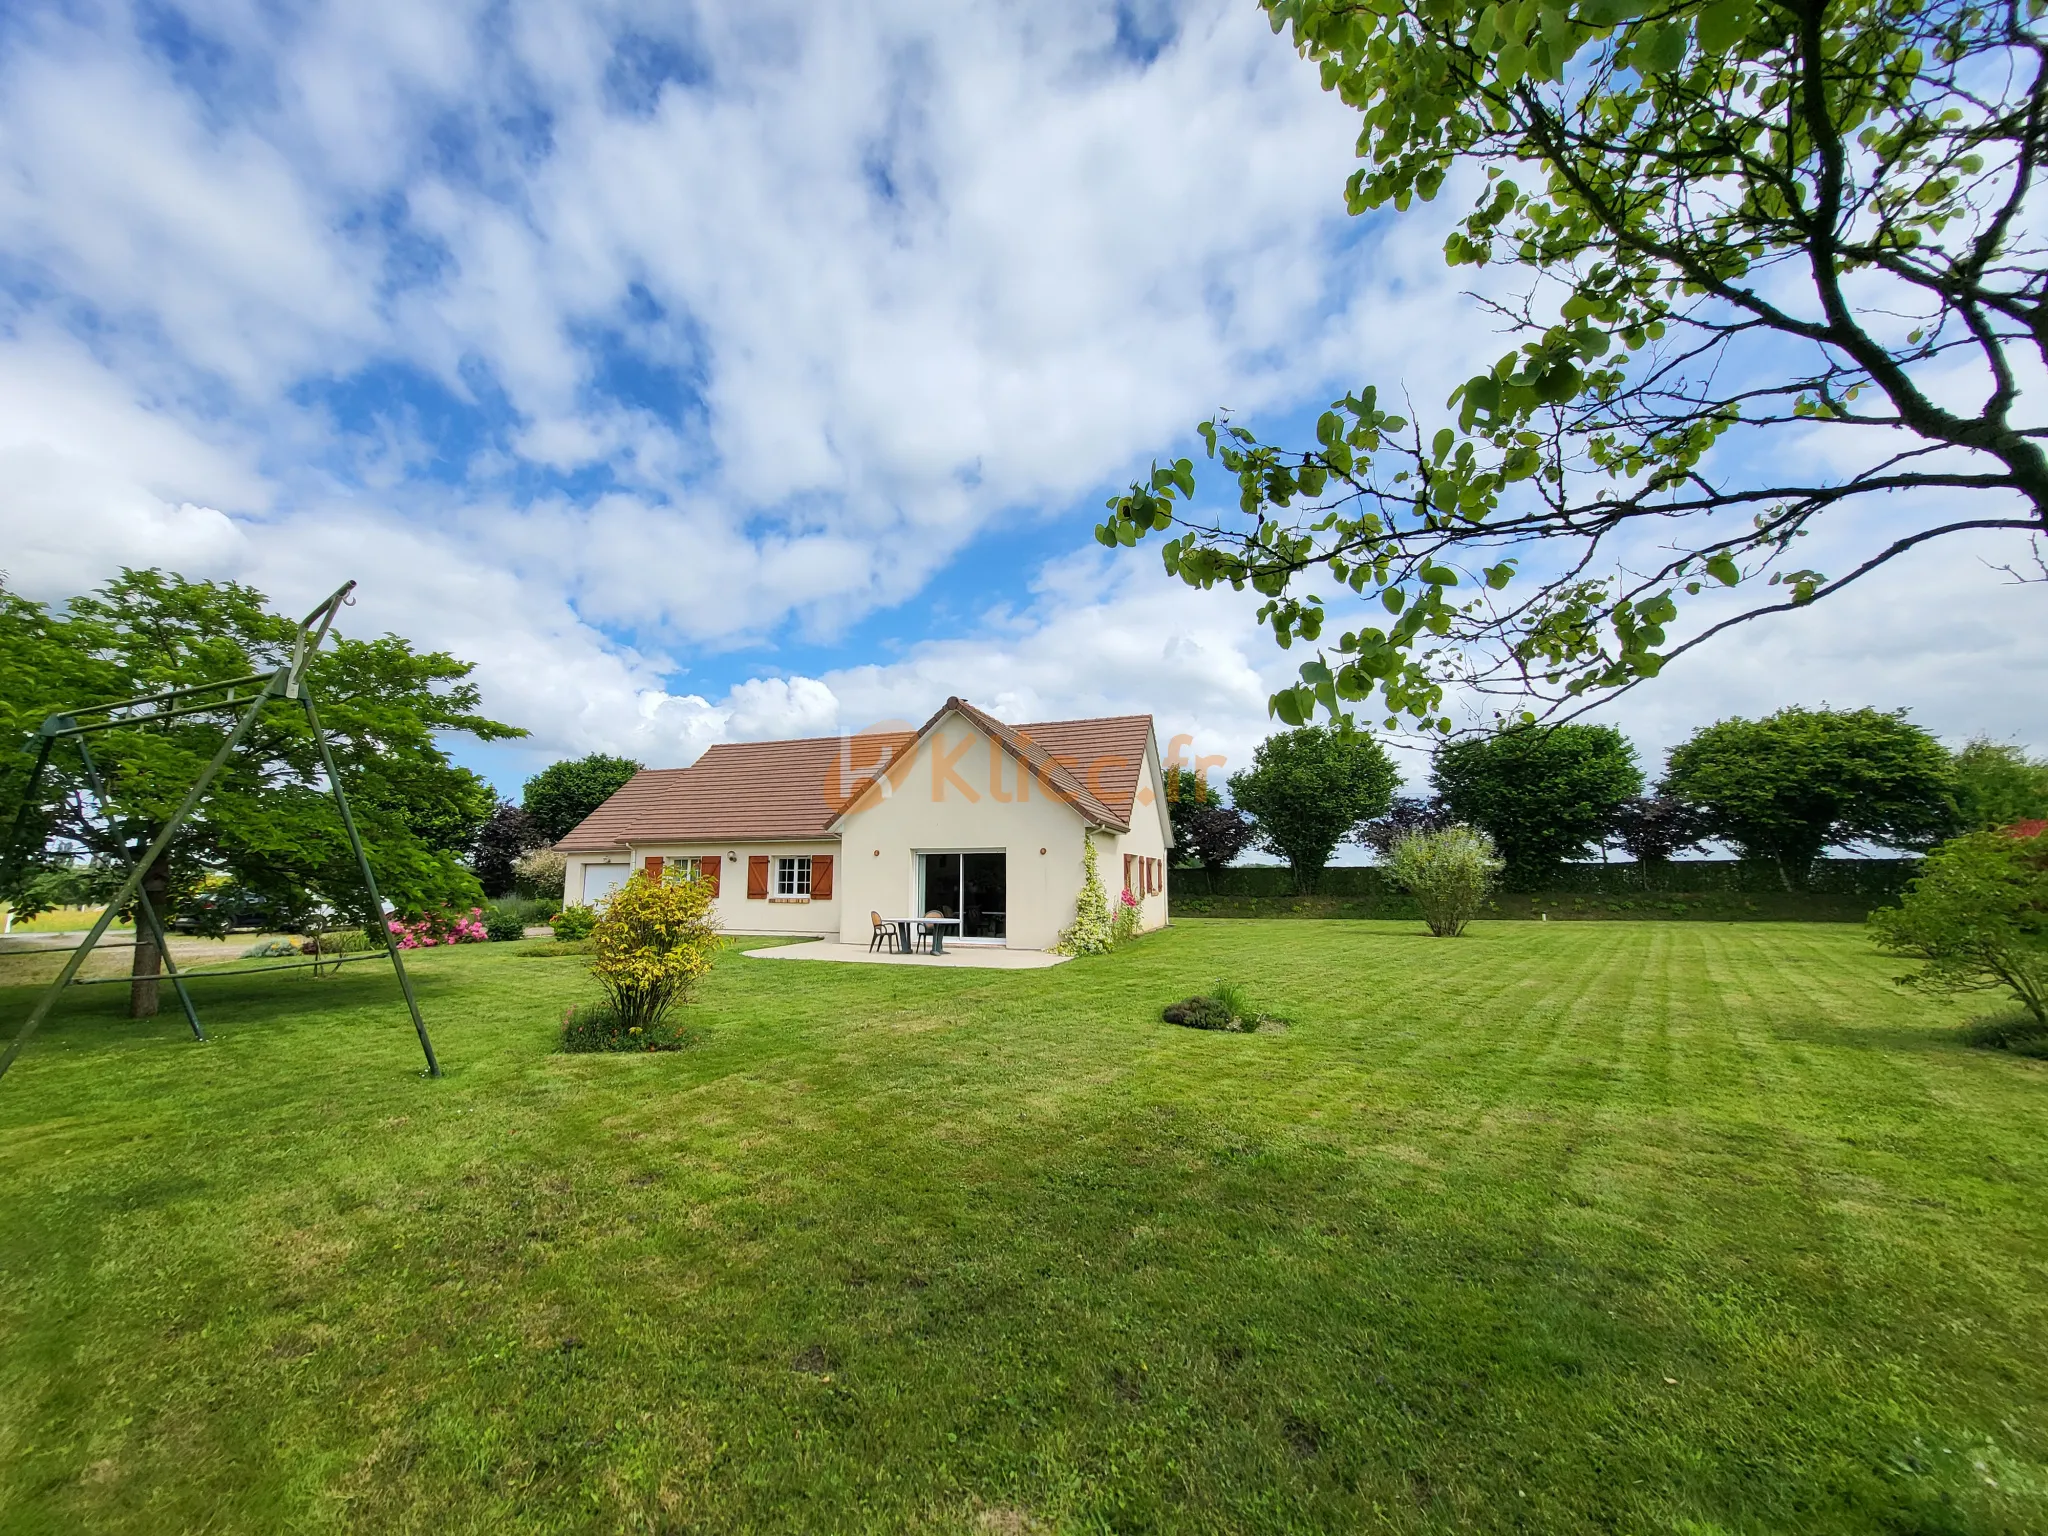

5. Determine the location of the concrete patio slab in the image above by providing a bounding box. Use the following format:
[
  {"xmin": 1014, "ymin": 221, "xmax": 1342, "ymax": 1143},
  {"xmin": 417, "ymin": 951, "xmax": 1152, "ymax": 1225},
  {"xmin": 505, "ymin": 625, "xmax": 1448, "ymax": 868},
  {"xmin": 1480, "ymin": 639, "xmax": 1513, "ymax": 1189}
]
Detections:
[{"xmin": 741, "ymin": 941, "xmax": 1070, "ymax": 969}]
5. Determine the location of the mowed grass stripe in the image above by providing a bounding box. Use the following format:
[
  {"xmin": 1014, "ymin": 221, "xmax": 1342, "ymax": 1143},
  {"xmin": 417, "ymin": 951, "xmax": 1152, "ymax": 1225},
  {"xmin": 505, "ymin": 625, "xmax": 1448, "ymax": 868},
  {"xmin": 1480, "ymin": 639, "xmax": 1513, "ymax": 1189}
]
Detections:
[{"xmin": 1, "ymin": 920, "xmax": 2044, "ymax": 1534}]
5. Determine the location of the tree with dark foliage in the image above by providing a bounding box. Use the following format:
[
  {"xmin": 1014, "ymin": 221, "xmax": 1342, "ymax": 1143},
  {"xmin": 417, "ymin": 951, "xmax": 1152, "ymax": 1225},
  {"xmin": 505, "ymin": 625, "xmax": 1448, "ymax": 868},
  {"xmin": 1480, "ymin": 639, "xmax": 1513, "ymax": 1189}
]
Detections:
[
  {"xmin": 472, "ymin": 801, "xmax": 543, "ymax": 897},
  {"xmin": 1353, "ymin": 794, "xmax": 1453, "ymax": 858},
  {"xmin": 1611, "ymin": 794, "xmax": 1710, "ymax": 867}
]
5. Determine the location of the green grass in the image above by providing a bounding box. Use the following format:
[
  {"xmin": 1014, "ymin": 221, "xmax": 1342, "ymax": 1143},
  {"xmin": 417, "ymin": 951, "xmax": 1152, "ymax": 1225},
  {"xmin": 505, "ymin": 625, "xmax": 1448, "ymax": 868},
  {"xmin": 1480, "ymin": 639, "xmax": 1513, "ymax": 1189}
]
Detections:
[
  {"xmin": 1, "ymin": 920, "xmax": 2043, "ymax": 1534},
  {"xmin": 0, "ymin": 905, "xmax": 134, "ymax": 935}
]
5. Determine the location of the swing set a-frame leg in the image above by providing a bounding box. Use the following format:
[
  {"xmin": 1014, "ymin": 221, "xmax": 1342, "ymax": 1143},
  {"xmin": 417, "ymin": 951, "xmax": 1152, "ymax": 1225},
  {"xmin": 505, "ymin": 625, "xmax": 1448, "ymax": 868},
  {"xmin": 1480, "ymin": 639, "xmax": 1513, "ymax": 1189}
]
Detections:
[{"xmin": 299, "ymin": 687, "xmax": 440, "ymax": 1078}]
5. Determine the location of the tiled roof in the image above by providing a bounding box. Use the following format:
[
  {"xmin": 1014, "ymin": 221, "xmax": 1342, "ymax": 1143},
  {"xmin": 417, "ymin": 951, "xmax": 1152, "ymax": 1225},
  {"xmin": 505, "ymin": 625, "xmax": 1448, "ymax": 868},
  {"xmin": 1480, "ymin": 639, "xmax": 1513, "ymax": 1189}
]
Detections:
[
  {"xmin": 554, "ymin": 732, "xmax": 914, "ymax": 851},
  {"xmin": 555, "ymin": 700, "xmax": 1158, "ymax": 850},
  {"xmin": 1012, "ymin": 713, "xmax": 1154, "ymax": 823}
]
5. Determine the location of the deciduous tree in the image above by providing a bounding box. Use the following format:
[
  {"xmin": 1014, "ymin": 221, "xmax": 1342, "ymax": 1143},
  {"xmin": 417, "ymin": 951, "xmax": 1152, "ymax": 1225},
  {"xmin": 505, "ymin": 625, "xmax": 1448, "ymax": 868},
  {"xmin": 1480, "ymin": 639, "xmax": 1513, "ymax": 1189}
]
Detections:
[
  {"xmin": 522, "ymin": 753, "xmax": 643, "ymax": 844},
  {"xmin": 0, "ymin": 570, "xmax": 522, "ymax": 1017},
  {"xmin": 1663, "ymin": 705, "xmax": 1956, "ymax": 887},
  {"xmin": 472, "ymin": 802, "xmax": 542, "ymax": 897},
  {"xmin": 1951, "ymin": 736, "xmax": 2048, "ymax": 830},
  {"xmin": 1097, "ymin": 0, "xmax": 2048, "ymax": 732},
  {"xmin": 1432, "ymin": 723, "xmax": 1641, "ymax": 885},
  {"xmin": 1228, "ymin": 723, "xmax": 1400, "ymax": 891},
  {"xmin": 1871, "ymin": 828, "xmax": 2048, "ymax": 1027}
]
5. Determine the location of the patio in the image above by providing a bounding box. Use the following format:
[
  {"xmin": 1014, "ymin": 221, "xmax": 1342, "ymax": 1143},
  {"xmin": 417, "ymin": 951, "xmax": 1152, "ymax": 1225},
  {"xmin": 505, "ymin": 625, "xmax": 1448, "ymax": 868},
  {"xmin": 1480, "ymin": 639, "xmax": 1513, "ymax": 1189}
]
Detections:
[{"xmin": 741, "ymin": 941, "xmax": 1069, "ymax": 969}]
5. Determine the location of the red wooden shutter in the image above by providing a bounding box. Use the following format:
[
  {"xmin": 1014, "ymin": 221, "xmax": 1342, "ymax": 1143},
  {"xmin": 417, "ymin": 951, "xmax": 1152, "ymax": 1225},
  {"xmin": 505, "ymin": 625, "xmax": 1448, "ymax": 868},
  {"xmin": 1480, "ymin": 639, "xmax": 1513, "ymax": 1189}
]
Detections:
[
  {"xmin": 643, "ymin": 855, "xmax": 663, "ymax": 881},
  {"xmin": 811, "ymin": 855, "xmax": 834, "ymax": 899},
  {"xmin": 704, "ymin": 857, "xmax": 721, "ymax": 897},
  {"xmin": 1123, "ymin": 853, "xmax": 1135, "ymax": 895},
  {"xmin": 747, "ymin": 856, "xmax": 770, "ymax": 900}
]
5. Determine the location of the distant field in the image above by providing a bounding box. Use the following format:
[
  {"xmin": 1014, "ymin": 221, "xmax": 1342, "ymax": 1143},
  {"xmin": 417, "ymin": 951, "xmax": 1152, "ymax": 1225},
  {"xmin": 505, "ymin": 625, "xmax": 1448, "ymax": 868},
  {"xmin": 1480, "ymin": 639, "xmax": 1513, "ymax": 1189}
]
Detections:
[
  {"xmin": 1, "ymin": 920, "xmax": 2042, "ymax": 1533},
  {"xmin": 0, "ymin": 905, "xmax": 134, "ymax": 935}
]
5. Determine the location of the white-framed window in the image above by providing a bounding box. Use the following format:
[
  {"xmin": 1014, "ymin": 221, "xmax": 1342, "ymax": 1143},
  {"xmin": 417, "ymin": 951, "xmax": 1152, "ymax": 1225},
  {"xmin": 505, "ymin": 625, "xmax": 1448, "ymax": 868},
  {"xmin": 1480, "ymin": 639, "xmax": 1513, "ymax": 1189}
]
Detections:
[{"xmin": 775, "ymin": 855, "xmax": 812, "ymax": 897}]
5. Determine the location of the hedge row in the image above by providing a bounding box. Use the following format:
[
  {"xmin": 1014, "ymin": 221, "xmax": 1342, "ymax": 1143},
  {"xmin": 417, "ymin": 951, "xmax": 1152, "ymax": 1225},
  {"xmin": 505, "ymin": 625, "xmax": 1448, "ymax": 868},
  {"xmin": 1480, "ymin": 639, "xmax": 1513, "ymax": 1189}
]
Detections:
[{"xmin": 1167, "ymin": 857, "xmax": 1918, "ymax": 923}]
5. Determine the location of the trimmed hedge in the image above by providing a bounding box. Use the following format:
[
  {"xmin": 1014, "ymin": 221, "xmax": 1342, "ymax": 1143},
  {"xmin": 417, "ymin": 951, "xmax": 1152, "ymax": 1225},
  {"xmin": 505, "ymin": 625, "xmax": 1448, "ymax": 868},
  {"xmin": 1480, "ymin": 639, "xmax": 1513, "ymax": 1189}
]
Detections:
[{"xmin": 1169, "ymin": 857, "xmax": 1918, "ymax": 923}]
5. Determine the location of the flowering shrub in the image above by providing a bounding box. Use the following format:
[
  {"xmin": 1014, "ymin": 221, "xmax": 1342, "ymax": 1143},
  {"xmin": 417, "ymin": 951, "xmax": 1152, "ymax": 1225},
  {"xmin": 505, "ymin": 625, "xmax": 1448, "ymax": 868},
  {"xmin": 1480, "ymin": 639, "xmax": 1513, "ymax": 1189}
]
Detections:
[
  {"xmin": 1111, "ymin": 886, "xmax": 1142, "ymax": 945},
  {"xmin": 386, "ymin": 907, "xmax": 488, "ymax": 950},
  {"xmin": 589, "ymin": 871, "xmax": 720, "ymax": 1031},
  {"xmin": 1052, "ymin": 833, "xmax": 1116, "ymax": 956}
]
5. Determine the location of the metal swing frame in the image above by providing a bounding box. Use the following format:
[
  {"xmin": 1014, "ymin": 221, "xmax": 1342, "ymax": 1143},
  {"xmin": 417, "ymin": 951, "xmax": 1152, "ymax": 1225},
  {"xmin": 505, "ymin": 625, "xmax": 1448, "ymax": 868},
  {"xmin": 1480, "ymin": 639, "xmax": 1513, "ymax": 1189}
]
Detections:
[{"xmin": 0, "ymin": 581, "xmax": 440, "ymax": 1083}]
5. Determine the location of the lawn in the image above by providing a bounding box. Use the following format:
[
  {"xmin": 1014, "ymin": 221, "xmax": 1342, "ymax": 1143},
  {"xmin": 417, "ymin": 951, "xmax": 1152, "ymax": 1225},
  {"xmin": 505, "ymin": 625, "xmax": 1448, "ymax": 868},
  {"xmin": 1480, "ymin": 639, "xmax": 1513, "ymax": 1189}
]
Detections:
[{"xmin": 0, "ymin": 920, "xmax": 2043, "ymax": 1534}]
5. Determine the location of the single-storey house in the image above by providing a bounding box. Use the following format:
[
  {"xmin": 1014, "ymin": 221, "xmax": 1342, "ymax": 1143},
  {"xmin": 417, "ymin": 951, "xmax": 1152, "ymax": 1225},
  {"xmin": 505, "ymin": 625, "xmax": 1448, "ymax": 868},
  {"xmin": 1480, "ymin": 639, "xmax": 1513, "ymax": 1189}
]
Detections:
[{"xmin": 554, "ymin": 697, "xmax": 1172, "ymax": 950}]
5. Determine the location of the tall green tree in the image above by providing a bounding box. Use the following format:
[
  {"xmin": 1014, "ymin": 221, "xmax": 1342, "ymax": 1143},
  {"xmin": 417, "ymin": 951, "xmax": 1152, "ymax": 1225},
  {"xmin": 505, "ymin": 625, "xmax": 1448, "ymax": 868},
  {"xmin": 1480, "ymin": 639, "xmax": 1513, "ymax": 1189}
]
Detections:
[
  {"xmin": 522, "ymin": 753, "xmax": 643, "ymax": 845},
  {"xmin": 1431, "ymin": 724, "xmax": 1642, "ymax": 887},
  {"xmin": 1951, "ymin": 737, "xmax": 2048, "ymax": 830},
  {"xmin": 1228, "ymin": 723, "xmax": 1400, "ymax": 892},
  {"xmin": 1663, "ymin": 706, "xmax": 1957, "ymax": 888},
  {"xmin": 1097, "ymin": 0, "xmax": 2047, "ymax": 732},
  {"xmin": 0, "ymin": 570, "xmax": 522, "ymax": 1017}
]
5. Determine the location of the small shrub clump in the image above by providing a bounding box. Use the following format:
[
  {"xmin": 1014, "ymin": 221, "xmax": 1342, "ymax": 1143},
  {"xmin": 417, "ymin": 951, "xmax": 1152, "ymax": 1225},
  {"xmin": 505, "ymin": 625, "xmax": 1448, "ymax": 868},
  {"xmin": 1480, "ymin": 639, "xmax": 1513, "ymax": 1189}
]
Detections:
[
  {"xmin": 483, "ymin": 908, "xmax": 528, "ymax": 942},
  {"xmin": 1163, "ymin": 995, "xmax": 1239, "ymax": 1030},
  {"xmin": 302, "ymin": 927, "xmax": 376, "ymax": 956},
  {"xmin": 1386, "ymin": 825, "xmax": 1504, "ymax": 937},
  {"xmin": 549, "ymin": 905, "xmax": 598, "ymax": 941},
  {"xmin": 558, "ymin": 1001, "xmax": 691, "ymax": 1053},
  {"xmin": 240, "ymin": 938, "xmax": 300, "ymax": 959},
  {"xmin": 1163, "ymin": 978, "xmax": 1274, "ymax": 1032}
]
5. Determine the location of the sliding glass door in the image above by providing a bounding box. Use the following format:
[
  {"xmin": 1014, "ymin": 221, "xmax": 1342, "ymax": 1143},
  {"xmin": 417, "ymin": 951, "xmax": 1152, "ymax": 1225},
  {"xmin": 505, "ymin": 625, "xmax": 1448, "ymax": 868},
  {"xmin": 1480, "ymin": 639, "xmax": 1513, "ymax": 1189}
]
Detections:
[{"xmin": 918, "ymin": 851, "xmax": 1007, "ymax": 941}]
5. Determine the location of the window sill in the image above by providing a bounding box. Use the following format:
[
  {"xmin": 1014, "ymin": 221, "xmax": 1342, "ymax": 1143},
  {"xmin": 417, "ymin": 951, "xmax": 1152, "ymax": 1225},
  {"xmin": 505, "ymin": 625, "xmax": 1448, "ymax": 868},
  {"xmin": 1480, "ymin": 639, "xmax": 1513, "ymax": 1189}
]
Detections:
[{"xmin": 768, "ymin": 896, "xmax": 812, "ymax": 904}]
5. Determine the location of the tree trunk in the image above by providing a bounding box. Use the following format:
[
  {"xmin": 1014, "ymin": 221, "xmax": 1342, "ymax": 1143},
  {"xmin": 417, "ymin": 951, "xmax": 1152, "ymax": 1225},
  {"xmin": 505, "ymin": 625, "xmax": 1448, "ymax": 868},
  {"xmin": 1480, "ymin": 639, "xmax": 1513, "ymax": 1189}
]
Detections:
[{"xmin": 128, "ymin": 853, "xmax": 169, "ymax": 1020}]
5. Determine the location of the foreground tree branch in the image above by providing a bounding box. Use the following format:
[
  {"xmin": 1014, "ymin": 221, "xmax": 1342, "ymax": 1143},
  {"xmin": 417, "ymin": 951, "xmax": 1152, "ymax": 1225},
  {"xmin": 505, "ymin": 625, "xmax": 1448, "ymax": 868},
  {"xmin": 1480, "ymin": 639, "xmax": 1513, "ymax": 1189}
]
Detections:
[{"xmin": 1099, "ymin": 0, "xmax": 2048, "ymax": 730}]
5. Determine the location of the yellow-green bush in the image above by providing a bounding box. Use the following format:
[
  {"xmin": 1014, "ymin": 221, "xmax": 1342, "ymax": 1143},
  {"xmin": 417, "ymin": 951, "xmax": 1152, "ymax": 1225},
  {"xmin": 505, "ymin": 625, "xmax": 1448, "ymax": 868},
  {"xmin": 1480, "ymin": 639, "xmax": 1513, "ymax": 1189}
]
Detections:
[{"xmin": 588, "ymin": 870, "xmax": 721, "ymax": 1031}]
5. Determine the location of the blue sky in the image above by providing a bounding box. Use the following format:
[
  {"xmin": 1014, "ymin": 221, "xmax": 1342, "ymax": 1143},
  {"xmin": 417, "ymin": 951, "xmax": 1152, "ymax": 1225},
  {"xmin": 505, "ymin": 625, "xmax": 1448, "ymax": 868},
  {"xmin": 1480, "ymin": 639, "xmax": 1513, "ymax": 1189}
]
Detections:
[{"xmin": 0, "ymin": 0, "xmax": 2041, "ymax": 805}]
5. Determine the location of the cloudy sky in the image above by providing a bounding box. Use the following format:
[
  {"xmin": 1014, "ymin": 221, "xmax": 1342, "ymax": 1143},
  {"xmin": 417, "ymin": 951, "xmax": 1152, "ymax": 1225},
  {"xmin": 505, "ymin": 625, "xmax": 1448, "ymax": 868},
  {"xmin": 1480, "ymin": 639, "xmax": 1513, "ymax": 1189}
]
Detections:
[{"xmin": 1, "ymin": 0, "xmax": 2042, "ymax": 802}]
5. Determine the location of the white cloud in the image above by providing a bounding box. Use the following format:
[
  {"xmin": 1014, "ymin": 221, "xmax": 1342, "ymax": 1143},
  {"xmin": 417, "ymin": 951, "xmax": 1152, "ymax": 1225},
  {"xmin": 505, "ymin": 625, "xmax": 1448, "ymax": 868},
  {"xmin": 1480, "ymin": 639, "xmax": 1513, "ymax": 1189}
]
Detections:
[{"xmin": 0, "ymin": 0, "xmax": 2038, "ymax": 805}]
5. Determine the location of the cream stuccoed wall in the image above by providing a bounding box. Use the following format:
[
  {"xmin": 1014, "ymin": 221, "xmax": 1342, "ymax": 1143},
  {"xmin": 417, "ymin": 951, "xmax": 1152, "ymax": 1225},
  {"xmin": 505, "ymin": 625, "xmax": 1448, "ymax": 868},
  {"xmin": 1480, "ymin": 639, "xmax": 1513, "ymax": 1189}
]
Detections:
[
  {"xmin": 559, "ymin": 844, "xmax": 840, "ymax": 938},
  {"xmin": 833, "ymin": 714, "xmax": 1100, "ymax": 951},
  {"xmin": 633, "ymin": 842, "xmax": 841, "ymax": 937},
  {"xmin": 1107, "ymin": 738, "xmax": 1173, "ymax": 934}
]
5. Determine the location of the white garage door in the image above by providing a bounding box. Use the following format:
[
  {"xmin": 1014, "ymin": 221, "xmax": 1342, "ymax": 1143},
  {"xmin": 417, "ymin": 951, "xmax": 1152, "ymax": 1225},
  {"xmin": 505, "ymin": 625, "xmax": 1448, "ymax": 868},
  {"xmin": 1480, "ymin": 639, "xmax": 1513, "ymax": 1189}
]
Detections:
[{"xmin": 580, "ymin": 863, "xmax": 629, "ymax": 905}]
